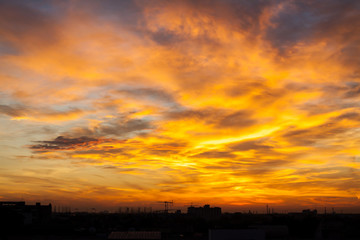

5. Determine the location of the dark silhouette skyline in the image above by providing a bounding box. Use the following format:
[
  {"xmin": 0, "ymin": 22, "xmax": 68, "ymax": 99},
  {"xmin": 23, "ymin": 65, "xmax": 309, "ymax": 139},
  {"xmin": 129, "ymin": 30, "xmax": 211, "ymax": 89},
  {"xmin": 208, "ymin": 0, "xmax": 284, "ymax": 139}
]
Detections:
[{"xmin": 1, "ymin": 200, "xmax": 360, "ymax": 239}]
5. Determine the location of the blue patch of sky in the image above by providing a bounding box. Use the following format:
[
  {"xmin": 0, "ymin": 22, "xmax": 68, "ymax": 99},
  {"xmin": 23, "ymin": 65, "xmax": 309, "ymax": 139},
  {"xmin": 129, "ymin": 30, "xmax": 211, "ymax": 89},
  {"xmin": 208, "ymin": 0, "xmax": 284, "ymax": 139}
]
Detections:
[
  {"xmin": 0, "ymin": 41, "xmax": 20, "ymax": 56},
  {"xmin": 11, "ymin": 0, "xmax": 63, "ymax": 17}
]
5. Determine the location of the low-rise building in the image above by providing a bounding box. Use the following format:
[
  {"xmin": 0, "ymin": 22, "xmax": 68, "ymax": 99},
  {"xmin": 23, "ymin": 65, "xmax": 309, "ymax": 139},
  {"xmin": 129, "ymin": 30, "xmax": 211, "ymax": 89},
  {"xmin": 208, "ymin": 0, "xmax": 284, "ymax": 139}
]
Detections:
[
  {"xmin": 0, "ymin": 201, "xmax": 52, "ymax": 225},
  {"xmin": 187, "ymin": 204, "xmax": 221, "ymax": 219}
]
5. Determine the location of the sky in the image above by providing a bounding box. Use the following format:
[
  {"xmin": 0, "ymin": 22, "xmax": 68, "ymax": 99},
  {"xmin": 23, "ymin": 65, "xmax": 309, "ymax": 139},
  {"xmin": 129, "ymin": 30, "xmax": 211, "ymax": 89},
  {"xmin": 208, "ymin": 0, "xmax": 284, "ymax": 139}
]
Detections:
[{"xmin": 0, "ymin": 0, "xmax": 359, "ymax": 213}]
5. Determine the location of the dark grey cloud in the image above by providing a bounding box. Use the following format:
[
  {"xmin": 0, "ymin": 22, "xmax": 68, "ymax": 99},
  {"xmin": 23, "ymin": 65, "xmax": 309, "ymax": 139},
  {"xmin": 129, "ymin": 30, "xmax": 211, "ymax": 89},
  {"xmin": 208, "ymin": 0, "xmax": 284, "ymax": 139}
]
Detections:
[
  {"xmin": 266, "ymin": 4, "xmax": 320, "ymax": 53},
  {"xmin": 148, "ymin": 29, "xmax": 184, "ymax": 46},
  {"xmin": 30, "ymin": 136, "xmax": 99, "ymax": 151},
  {"xmin": 265, "ymin": 0, "xmax": 360, "ymax": 57},
  {"xmin": 29, "ymin": 114, "xmax": 154, "ymax": 153}
]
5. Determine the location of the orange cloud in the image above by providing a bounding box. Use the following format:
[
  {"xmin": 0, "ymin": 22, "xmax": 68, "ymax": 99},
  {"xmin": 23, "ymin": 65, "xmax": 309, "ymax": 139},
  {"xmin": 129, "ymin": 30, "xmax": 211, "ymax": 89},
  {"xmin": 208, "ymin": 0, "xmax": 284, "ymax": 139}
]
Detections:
[{"xmin": 0, "ymin": 0, "xmax": 359, "ymax": 212}]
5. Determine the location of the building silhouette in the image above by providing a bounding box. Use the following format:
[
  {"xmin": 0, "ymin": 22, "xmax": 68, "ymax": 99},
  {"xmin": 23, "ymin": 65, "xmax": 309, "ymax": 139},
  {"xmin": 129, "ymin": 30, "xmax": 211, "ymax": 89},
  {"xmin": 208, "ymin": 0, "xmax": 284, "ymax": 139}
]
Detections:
[
  {"xmin": 0, "ymin": 201, "xmax": 52, "ymax": 225},
  {"xmin": 187, "ymin": 204, "xmax": 221, "ymax": 219}
]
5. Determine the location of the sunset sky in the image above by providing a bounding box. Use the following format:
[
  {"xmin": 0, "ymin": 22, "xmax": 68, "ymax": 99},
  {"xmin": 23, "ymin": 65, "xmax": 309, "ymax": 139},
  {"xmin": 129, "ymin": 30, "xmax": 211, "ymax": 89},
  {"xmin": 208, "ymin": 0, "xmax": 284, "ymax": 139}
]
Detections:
[{"xmin": 0, "ymin": 0, "xmax": 359, "ymax": 212}]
